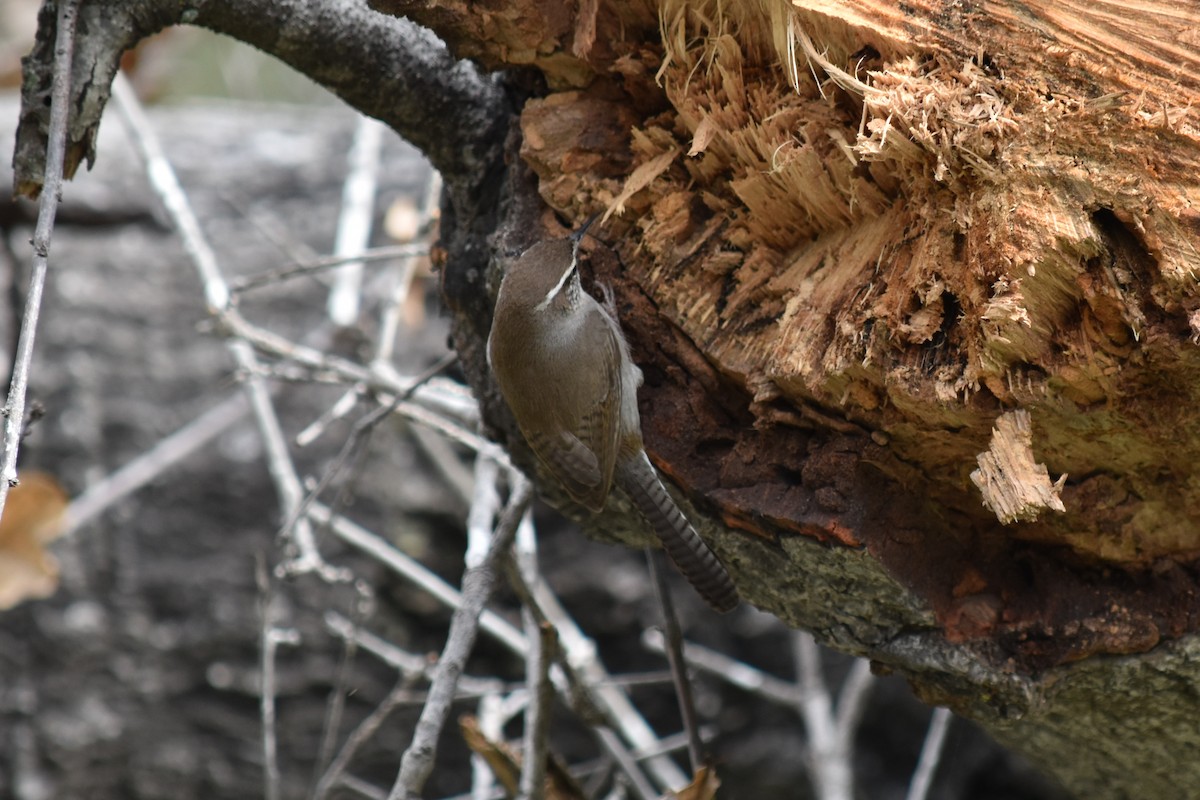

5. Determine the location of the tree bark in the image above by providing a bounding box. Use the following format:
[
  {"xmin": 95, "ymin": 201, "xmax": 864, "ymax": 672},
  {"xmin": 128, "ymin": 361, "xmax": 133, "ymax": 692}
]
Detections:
[{"xmin": 14, "ymin": 1, "xmax": 1200, "ymax": 797}]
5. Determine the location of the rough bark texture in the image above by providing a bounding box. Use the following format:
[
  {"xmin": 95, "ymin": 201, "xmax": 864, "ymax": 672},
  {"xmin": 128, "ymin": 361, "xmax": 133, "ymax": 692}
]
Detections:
[{"xmin": 12, "ymin": 0, "xmax": 1200, "ymax": 797}]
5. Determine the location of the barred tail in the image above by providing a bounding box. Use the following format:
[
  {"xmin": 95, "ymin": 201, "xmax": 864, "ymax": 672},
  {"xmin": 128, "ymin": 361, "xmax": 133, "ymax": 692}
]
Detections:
[{"xmin": 616, "ymin": 452, "xmax": 739, "ymax": 613}]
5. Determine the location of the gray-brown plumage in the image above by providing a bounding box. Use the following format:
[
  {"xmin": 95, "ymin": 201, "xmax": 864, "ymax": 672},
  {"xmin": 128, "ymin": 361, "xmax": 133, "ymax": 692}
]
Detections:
[{"xmin": 488, "ymin": 229, "xmax": 739, "ymax": 613}]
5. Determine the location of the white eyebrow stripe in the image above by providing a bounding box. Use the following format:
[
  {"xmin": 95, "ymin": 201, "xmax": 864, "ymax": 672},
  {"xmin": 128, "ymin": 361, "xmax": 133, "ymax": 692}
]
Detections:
[{"xmin": 534, "ymin": 254, "xmax": 576, "ymax": 312}]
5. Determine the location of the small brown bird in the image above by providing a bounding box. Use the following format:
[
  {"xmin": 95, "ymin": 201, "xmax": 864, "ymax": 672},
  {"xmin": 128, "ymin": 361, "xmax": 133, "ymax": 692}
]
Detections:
[{"xmin": 487, "ymin": 222, "xmax": 738, "ymax": 612}]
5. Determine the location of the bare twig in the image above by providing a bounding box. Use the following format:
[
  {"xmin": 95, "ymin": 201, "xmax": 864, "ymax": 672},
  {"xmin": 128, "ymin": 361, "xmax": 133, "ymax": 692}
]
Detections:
[
  {"xmin": 792, "ymin": 631, "xmax": 875, "ymax": 800},
  {"xmin": 410, "ymin": 424, "xmax": 477, "ymax": 505},
  {"xmin": 329, "ymin": 115, "xmax": 386, "ymax": 325},
  {"xmin": 297, "ymin": 386, "xmax": 364, "ymax": 447},
  {"xmin": 222, "ymin": 191, "xmax": 321, "ymax": 266},
  {"xmin": 833, "ymin": 658, "xmax": 875, "ymax": 758},
  {"xmin": 231, "ymin": 244, "xmax": 429, "ymax": 295},
  {"xmin": 517, "ymin": 617, "xmax": 555, "ymax": 800},
  {"xmin": 543, "ymin": 625, "xmax": 685, "ymax": 792},
  {"xmin": 466, "ymin": 455, "xmax": 504, "ymax": 567},
  {"xmin": 646, "ymin": 551, "xmax": 703, "ymax": 773},
  {"xmin": 594, "ymin": 728, "xmax": 658, "ymax": 800},
  {"xmin": 258, "ymin": 559, "xmax": 302, "ymax": 800},
  {"xmin": 472, "ymin": 693, "xmax": 506, "ymax": 800},
  {"xmin": 390, "ymin": 476, "xmax": 534, "ymax": 799},
  {"xmin": 324, "ymin": 611, "xmax": 508, "ymax": 697},
  {"xmin": 514, "ymin": 515, "xmax": 554, "ymax": 800},
  {"xmin": 905, "ymin": 708, "xmax": 952, "ymax": 800},
  {"xmin": 0, "ymin": 0, "xmax": 80, "ymax": 516},
  {"xmin": 641, "ymin": 629, "xmax": 799, "ymax": 706},
  {"xmin": 643, "ymin": 628, "xmax": 875, "ymax": 799}
]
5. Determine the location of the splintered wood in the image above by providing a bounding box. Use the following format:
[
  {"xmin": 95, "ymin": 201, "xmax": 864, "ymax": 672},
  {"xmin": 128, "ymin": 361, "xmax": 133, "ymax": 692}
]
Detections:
[
  {"xmin": 514, "ymin": 0, "xmax": 1200, "ymax": 565},
  {"xmin": 971, "ymin": 410, "xmax": 1066, "ymax": 524}
]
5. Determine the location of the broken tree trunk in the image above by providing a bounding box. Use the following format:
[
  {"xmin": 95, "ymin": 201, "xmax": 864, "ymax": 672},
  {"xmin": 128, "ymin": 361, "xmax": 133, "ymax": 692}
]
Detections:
[
  {"xmin": 378, "ymin": 1, "xmax": 1200, "ymax": 796},
  {"xmin": 14, "ymin": 0, "xmax": 1200, "ymax": 797}
]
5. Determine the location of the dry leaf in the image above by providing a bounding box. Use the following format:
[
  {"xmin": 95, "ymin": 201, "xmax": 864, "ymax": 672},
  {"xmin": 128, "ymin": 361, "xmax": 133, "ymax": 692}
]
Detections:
[
  {"xmin": 459, "ymin": 716, "xmax": 588, "ymax": 799},
  {"xmin": 461, "ymin": 716, "xmax": 521, "ymax": 794},
  {"xmin": 665, "ymin": 765, "xmax": 721, "ymax": 800},
  {"xmin": 0, "ymin": 471, "xmax": 69, "ymax": 610},
  {"xmin": 602, "ymin": 148, "xmax": 679, "ymax": 224},
  {"xmin": 687, "ymin": 116, "xmax": 717, "ymax": 157}
]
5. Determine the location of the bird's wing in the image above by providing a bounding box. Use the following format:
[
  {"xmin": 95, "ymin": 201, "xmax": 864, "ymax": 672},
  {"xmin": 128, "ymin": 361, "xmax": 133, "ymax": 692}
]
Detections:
[{"xmin": 522, "ymin": 308, "xmax": 622, "ymax": 512}]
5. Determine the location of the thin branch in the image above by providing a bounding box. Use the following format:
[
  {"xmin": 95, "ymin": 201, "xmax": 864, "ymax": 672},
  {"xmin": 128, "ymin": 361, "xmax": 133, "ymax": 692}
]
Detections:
[
  {"xmin": 832, "ymin": 658, "xmax": 876, "ymax": 756},
  {"xmin": 646, "ymin": 551, "xmax": 703, "ymax": 774},
  {"xmin": 517, "ymin": 617, "xmax": 555, "ymax": 800},
  {"xmin": 466, "ymin": 456, "xmax": 504, "ymax": 568},
  {"xmin": 594, "ymin": 728, "xmax": 659, "ymax": 800},
  {"xmin": 641, "ymin": 630, "xmax": 799, "ymax": 707},
  {"xmin": 905, "ymin": 708, "xmax": 952, "ymax": 800},
  {"xmin": 329, "ymin": 115, "xmax": 386, "ymax": 325},
  {"xmin": 472, "ymin": 693, "xmax": 506, "ymax": 800},
  {"xmin": 410, "ymin": 424, "xmax": 477, "ymax": 506},
  {"xmin": 793, "ymin": 631, "xmax": 857, "ymax": 800},
  {"xmin": 514, "ymin": 516, "xmax": 553, "ymax": 800},
  {"xmin": 258, "ymin": 559, "xmax": 302, "ymax": 800},
  {"xmin": 390, "ymin": 475, "xmax": 534, "ymax": 798},
  {"xmin": 0, "ymin": 0, "xmax": 80, "ymax": 517},
  {"xmin": 212, "ymin": 310, "xmax": 492, "ymax": 457},
  {"xmin": 324, "ymin": 611, "xmax": 508, "ymax": 697},
  {"xmin": 221, "ymin": 191, "xmax": 321, "ymax": 266},
  {"xmin": 338, "ymin": 773, "xmax": 390, "ymax": 800},
  {"xmin": 275, "ymin": 351, "xmax": 458, "ymax": 548},
  {"xmin": 297, "ymin": 386, "xmax": 364, "ymax": 448},
  {"xmin": 231, "ymin": 244, "xmax": 429, "ymax": 295},
  {"xmin": 643, "ymin": 629, "xmax": 873, "ymax": 800}
]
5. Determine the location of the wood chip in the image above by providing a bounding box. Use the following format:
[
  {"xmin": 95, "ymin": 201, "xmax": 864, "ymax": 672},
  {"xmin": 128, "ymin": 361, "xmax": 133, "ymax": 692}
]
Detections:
[{"xmin": 970, "ymin": 409, "xmax": 1066, "ymax": 524}]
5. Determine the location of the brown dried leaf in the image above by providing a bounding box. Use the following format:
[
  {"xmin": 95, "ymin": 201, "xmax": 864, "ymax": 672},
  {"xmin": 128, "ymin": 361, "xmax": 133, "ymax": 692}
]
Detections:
[
  {"xmin": 459, "ymin": 716, "xmax": 588, "ymax": 800},
  {"xmin": 602, "ymin": 148, "xmax": 679, "ymax": 224},
  {"xmin": 461, "ymin": 716, "xmax": 521, "ymax": 794},
  {"xmin": 664, "ymin": 766, "xmax": 721, "ymax": 800},
  {"xmin": 0, "ymin": 471, "xmax": 69, "ymax": 610}
]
